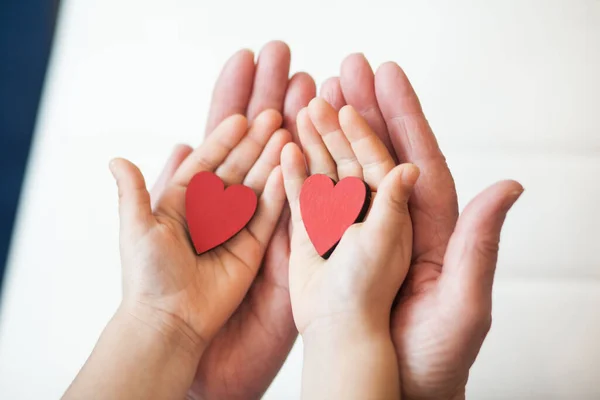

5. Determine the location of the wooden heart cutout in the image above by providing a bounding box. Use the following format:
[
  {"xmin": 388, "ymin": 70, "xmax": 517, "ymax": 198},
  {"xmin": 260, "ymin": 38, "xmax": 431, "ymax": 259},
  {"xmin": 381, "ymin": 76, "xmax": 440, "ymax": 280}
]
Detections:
[
  {"xmin": 185, "ymin": 171, "xmax": 257, "ymax": 254},
  {"xmin": 299, "ymin": 174, "xmax": 371, "ymax": 259}
]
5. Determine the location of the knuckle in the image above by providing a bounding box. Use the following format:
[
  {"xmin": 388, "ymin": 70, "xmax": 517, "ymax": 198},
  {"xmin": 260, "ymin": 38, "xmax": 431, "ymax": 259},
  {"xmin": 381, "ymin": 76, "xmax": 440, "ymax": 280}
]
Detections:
[
  {"xmin": 472, "ymin": 235, "xmax": 500, "ymax": 259},
  {"xmin": 191, "ymin": 154, "xmax": 214, "ymax": 172}
]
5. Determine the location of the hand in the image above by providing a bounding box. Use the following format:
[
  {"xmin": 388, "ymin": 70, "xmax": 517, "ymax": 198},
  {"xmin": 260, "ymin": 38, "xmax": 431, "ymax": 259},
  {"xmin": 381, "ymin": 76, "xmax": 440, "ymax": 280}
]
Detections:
[
  {"xmin": 283, "ymin": 97, "xmax": 418, "ymax": 335},
  {"xmin": 281, "ymin": 98, "xmax": 419, "ymax": 400},
  {"xmin": 110, "ymin": 109, "xmax": 288, "ymax": 369},
  {"xmin": 151, "ymin": 42, "xmax": 316, "ymax": 399},
  {"xmin": 319, "ymin": 54, "xmax": 524, "ymax": 400}
]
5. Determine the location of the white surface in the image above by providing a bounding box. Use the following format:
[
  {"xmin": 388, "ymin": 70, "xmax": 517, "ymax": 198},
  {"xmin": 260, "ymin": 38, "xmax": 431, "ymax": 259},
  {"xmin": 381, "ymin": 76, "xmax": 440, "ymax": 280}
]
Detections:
[{"xmin": 0, "ymin": 0, "xmax": 599, "ymax": 399}]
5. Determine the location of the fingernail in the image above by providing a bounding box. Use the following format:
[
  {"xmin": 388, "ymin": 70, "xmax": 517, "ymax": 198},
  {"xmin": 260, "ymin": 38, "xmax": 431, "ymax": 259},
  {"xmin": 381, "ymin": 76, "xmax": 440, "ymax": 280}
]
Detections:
[{"xmin": 505, "ymin": 186, "xmax": 525, "ymax": 209}]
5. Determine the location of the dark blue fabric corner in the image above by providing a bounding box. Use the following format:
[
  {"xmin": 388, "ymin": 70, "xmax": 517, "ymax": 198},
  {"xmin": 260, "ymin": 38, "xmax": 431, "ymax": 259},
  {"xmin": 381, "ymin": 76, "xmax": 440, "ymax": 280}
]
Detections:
[{"xmin": 0, "ymin": 1, "xmax": 59, "ymax": 295}]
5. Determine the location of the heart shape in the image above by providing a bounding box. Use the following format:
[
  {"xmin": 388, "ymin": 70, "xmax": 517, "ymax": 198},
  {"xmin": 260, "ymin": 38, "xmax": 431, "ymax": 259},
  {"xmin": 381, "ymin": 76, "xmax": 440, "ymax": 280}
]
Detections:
[
  {"xmin": 300, "ymin": 174, "xmax": 371, "ymax": 258},
  {"xmin": 185, "ymin": 171, "xmax": 257, "ymax": 254}
]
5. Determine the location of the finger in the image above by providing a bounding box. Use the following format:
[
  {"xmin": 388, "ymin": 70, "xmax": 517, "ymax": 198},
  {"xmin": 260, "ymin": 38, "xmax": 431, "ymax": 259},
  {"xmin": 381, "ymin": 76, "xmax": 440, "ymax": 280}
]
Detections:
[
  {"xmin": 280, "ymin": 143, "xmax": 315, "ymax": 257},
  {"xmin": 280, "ymin": 143, "xmax": 307, "ymax": 224},
  {"xmin": 440, "ymin": 181, "xmax": 524, "ymax": 302},
  {"xmin": 219, "ymin": 167, "xmax": 286, "ymax": 284},
  {"xmin": 244, "ymin": 166, "xmax": 287, "ymax": 251},
  {"xmin": 244, "ymin": 128, "xmax": 292, "ymax": 195},
  {"xmin": 338, "ymin": 105, "xmax": 395, "ymax": 190},
  {"xmin": 307, "ymin": 97, "xmax": 362, "ymax": 179},
  {"xmin": 297, "ymin": 108, "xmax": 337, "ymax": 180},
  {"xmin": 215, "ymin": 109, "xmax": 282, "ymax": 186},
  {"xmin": 363, "ymin": 164, "xmax": 420, "ymax": 255},
  {"xmin": 283, "ymin": 72, "xmax": 316, "ymax": 143},
  {"xmin": 150, "ymin": 144, "xmax": 193, "ymax": 208},
  {"xmin": 205, "ymin": 49, "xmax": 255, "ymax": 134},
  {"xmin": 109, "ymin": 158, "xmax": 153, "ymax": 231},
  {"xmin": 375, "ymin": 62, "xmax": 459, "ymax": 265},
  {"xmin": 340, "ymin": 54, "xmax": 394, "ymax": 157},
  {"xmin": 246, "ymin": 41, "xmax": 291, "ymax": 121},
  {"xmin": 319, "ymin": 77, "xmax": 346, "ymax": 111},
  {"xmin": 173, "ymin": 114, "xmax": 248, "ymax": 186}
]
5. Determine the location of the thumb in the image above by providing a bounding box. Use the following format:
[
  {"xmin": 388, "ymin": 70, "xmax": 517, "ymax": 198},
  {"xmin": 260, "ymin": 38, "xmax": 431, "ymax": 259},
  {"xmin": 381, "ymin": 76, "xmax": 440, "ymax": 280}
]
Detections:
[
  {"xmin": 440, "ymin": 180, "xmax": 524, "ymax": 303},
  {"xmin": 109, "ymin": 158, "xmax": 153, "ymax": 231},
  {"xmin": 363, "ymin": 163, "xmax": 420, "ymax": 251}
]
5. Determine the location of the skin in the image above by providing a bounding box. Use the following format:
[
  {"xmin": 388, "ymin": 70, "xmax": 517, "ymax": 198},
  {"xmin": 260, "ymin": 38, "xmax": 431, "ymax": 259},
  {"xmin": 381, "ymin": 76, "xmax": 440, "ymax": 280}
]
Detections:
[
  {"xmin": 322, "ymin": 54, "xmax": 524, "ymax": 400},
  {"xmin": 151, "ymin": 45, "xmax": 524, "ymax": 399},
  {"xmin": 189, "ymin": 41, "xmax": 317, "ymax": 400},
  {"xmin": 64, "ymin": 110, "xmax": 290, "ymax": 399},
  {"xmin": 282, "ymin": 99, "xmax": 420, "ymax": 399}
]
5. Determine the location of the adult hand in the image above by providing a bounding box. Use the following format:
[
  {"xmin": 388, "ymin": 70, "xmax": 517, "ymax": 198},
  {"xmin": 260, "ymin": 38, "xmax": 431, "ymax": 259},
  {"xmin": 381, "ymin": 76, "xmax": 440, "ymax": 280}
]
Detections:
[
  {"xmin": 151, "ymin": 41, "xmax": 315, "ymax": 400},
  {"xmin": 320, "ymin": 54, "xmax": 523, "ymax": 400}
]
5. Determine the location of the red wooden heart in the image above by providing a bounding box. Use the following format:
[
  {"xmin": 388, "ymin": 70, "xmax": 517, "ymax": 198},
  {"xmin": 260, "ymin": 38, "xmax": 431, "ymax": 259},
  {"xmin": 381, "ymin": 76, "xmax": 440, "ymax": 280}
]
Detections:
[
  {"xmin": 185, "ymin": 171, "xmax": 257, "ymax": 254},
  {"xmin": 299, "ymin": 174, "xmax": 371, "ymax": 258}
]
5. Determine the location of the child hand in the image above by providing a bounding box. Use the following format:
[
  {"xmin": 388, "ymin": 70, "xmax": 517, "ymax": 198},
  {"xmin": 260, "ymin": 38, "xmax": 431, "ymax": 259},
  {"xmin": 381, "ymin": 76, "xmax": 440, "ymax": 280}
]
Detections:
[
  {"xmin": 110, "ymin": 109, "xmax": 289, "ymax": 354},
  {"xmin": 281, "ymin": 98, "xmax": 420, "ymax": 399}
]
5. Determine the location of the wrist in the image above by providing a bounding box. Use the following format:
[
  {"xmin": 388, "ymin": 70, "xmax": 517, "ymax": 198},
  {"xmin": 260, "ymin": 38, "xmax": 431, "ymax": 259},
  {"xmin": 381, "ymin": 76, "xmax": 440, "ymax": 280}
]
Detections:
[
  {"xmin": 64, "ymin": 302, "xmax": 205, "ymax": 399},
  {"xmin": 117, "ymin": 300, "xmax": 206, "ymax": 363},
  {"xmin": 301, "ymin": 310, "xmax": 390, "ymax": 347},
  {"xmin": 300, "ymin": 316, "xmax": 400, "ymax": 400},
  {"xmin": 302, "ymin": 317, "xmax": 394, "ymax": 364}
]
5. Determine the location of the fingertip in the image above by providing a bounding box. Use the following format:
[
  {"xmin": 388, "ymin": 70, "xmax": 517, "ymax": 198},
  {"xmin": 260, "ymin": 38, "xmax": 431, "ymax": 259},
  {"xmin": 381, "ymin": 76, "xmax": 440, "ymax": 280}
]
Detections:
[
  {"xmin": 281, "ymin": 142, "xmax": 301, "ymax": 167},
  {"xmin": 295, "ymin": 107, "xmax": 311, "ymax": 140},
  {"xmin": 375, "ymin": 61, "xmax": 402, "ymax": 77},
  {"xmin": 220, "ymin": 48, "xmax": 255, "ymax": 75},
  {"xmin": 499, "ymin": 180, "xmax": 525, "ymax": 210},
  {"xmin": 109, "ymin": 158, "xmax": 119, "ymax": 176},
  {"xmin": 320, "ymin": 76, "xmax": 340, "ymax": 93},
  {"xmin": 109, "ymin": 158, "xmax": 147, "ymax": 200},
  {"xmin": 503, "ymin": 179, "xmax": 525, "ymax": 193},
  {"xmin": 287, "ymin": 72, "xmax": 316, "ymax": 107},
  {"xmin": 378, "ymin": 163, "xmax": 420, "ymax": 205},
  {"xmin": 274, "ymin": 127, "xmax": 292, "ymax": 144},
  {"xmin": 398, "ymin": 163, "xmax": 420, "ymax": 187},
  {"xmin": 307, "ymin": 96, "xmax": 324, "ymax": 111},
  {"xmin": 338, "ymin": 104, "xmax": 357, "ymax": 122},
  {"xmin": 337, "ymin": 105, "xmax": 365, "ymax": 135},
  {"xmin": 219, "ymin": 113, "xmax": 249, "ymax": 132},
  {"xmin": 288, "ymin": 72, "xmax": 317, "ymax": 105},
  {"xmin": 341, "ymin": 53, "xmax": 372, "ymax": 75},
  {"xmin": 232, "ymin": 48, "xmax": 255, "ymax": 62},
  {"xmin": 290, "ymin": 71, "xmax": 315, "ymax": 87},
  {"xmin": 258, "ymin": 40, "xmax": 291, "ymax": 62},
  {"xmin": 296, "ymin": 106, "xmax": 309, "ymax": 124},
  {"xmin": 307, "ymin": 97, "xmax": 335, "ymax": 122},
  {"xmin": 255, "ymin": 108, "xmax": 284, "ymax": 128},
  {"xmin": 231, "ymin": 113, "xmax": 249, "ymax": 125},
  {"xmin": 109, "ymin": 157, "xmax": 130, "ymax": 179},
  {"xmin": 343, "ymin": 52, "xmax": 367, "ymax": 63},
  {"xmin": 374, "ymin": 62, "xmax": 415, "ymax": 101},
  {"xmin": 281, "ymin": 142, "xmax": 307, "ymax": 179},
  {"xmin": 296, "ymin": 107, "xmax": 324, "ymax": 149},
  {"xmin": 264, "ymin": 163, "xmax": 284, "ymax": 189}
]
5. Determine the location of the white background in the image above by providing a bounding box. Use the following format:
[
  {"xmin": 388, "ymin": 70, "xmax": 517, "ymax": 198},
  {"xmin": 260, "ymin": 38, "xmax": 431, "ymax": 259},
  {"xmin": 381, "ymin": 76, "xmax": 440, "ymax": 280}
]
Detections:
[{"xmin": 0, "ymin": 0, "xmax": 599, "ymax": 399}]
